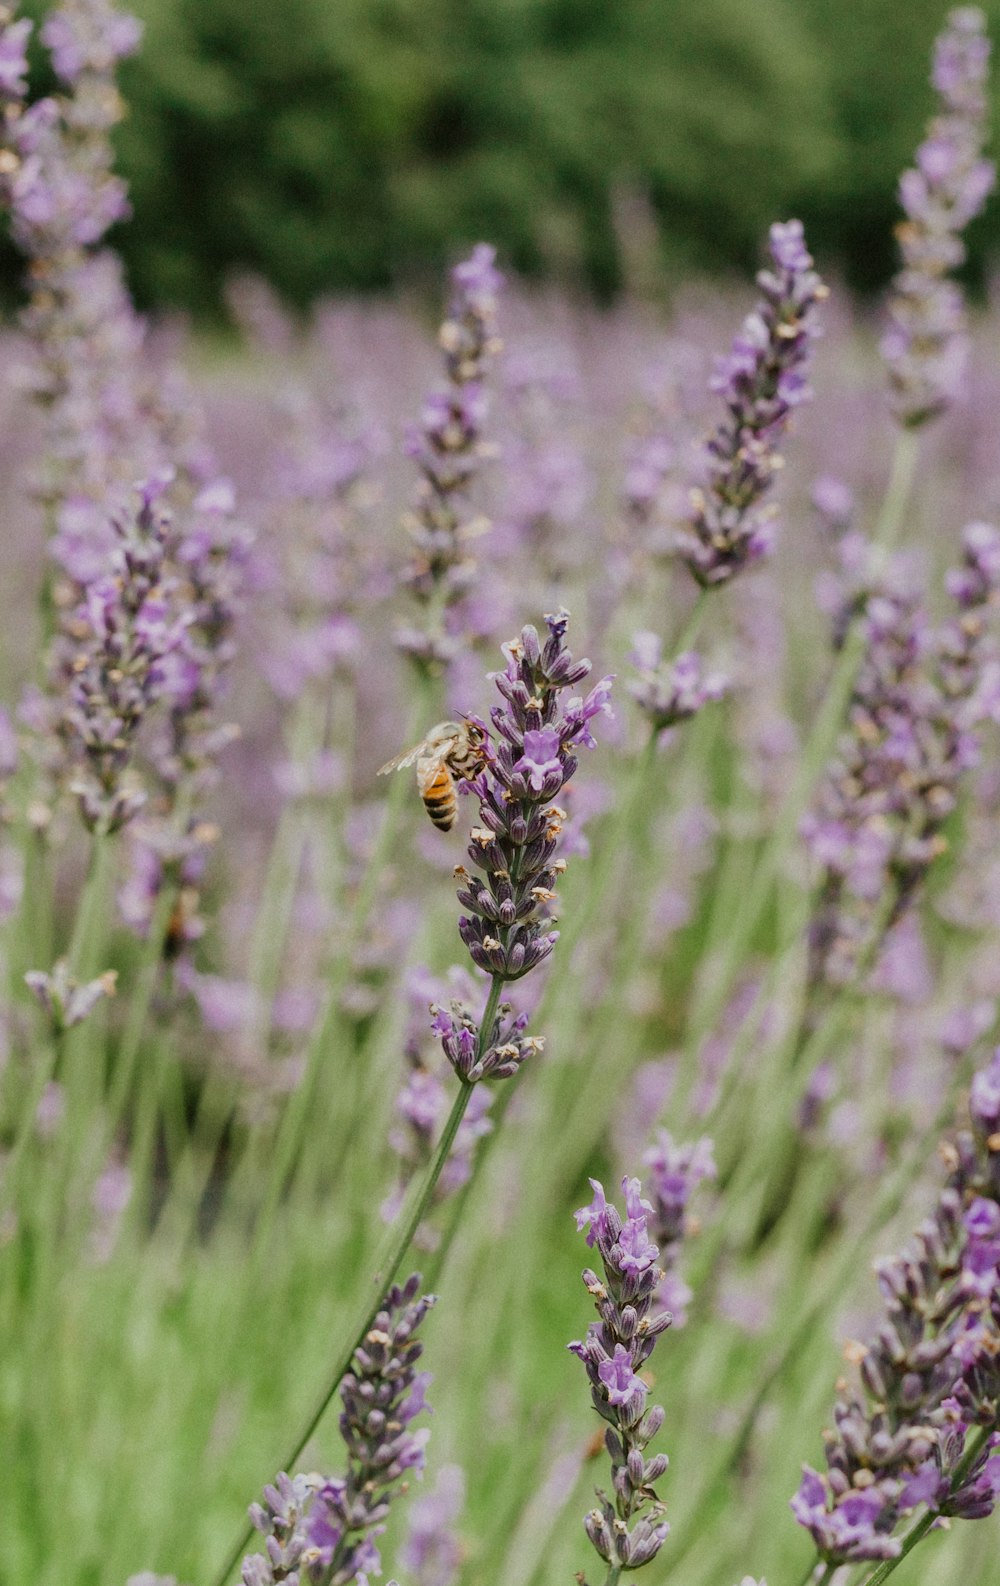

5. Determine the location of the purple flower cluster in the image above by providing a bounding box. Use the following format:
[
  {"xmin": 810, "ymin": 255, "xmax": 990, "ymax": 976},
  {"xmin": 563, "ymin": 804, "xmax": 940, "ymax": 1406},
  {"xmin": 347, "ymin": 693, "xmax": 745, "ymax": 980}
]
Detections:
[
  {"xmin": 792, "ymin": 1048, "xmax": 1000, "ymax": 1566},
  {"xmin": 457, "ymin": 611, "xmax": 612, "ymax": 982},
  {"xmin": 150, "ymin": 477, "xmax": 250, "ymax": 801},
  {"xmin": 382, "ymin": 966, "xmax": 494, "ymax": 1237},
  {"xmin": 397, "ymin": 243, "xmax": 503, "ymax": 673},
  {"xmin": 628, "ymin": 634, "xmax": 728, "ymax": 736},
  {"xmin": 118, "ymin": 476, "xmax": 251, "ymax": 954},
  {"xmin": 62, "ymin": 474, "xmax": 188, "ymax": 832},
  {"xmin": 1, "ymin": 0, "xmax": 151, "ymax": 528},
  {"xmin": 570, "ymin": 1176, "xmax": 672, "ymax": 1576},
  {"xmin": 244, "ymin": 1276, "xmax": 434, "ymax": 1586},
  {"xmin": 804, "ymin": 522, "xmax": 1000, "ymax": 988},
  {"xmin": 0, "ymin": 6, "xmax": 29, "ymax": 138},
  {"xmin": 10, "ymin": 0, "xmax": 138, "ymax": 255},
  {"xmin": 883, "ymin": 8, "xmax": 995, "ymax": 426},
  {"xmin": 676, "ymin": 220, "xmax": 826, "ymax": 589},
  {"xmin": 432, "ymin": 611, "xmax": 612, "ymax": 1085},
  {"xmin": 642, "ymin": 1130, "xmax": 717, "ymax": 1328},
  {"xmin": 0, "ymin": 2, "xmax": 248, "ymax": 890}
]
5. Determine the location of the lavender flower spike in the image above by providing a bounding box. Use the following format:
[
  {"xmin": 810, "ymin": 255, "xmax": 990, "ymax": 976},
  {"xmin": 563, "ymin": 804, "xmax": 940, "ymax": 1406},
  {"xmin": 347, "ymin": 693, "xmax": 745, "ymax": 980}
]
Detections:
[
  {"xmin": 677, "ymin": 220, "xmax": 826, "ymax": 589},
  {"xmin": 397, "ymin": 243, "xmax": 503, "ymax": 673},
  {"xmin": 570, "ymin": 1175, "xmax": 673, "ymax": 1575},
  {"xmin": 803, "ymin": 520, "xmax": 1000, "ymax": 990},
  {"xmin": 243, "ymin": 1277, "xmax": 435, "ymax": 1586},
  {"xmin": 629, "ymin": 634, "xmax": 729, "ymax": 735},
  {"xmin": 643, "ymin": 1130, "xmax": 717, "ymax": 1327},
  {"xmin": 432, "ymin": 610, "xmax": 613, "ymax": 1085},
  {"xmin": 63, "ymin": 474, "xmax": 187, "ymax": 833},
  {"xmin": 791, "ymin": 1045, "xmax": 1000, "ymax": 1568},
  {"xmin": 883, "ymin": 8, "xmax": 994, "ymax": 426}
]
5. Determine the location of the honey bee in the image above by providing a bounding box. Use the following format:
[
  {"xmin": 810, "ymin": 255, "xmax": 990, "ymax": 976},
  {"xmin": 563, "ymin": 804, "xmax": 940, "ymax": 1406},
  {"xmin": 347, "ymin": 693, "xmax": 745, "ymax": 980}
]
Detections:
[{"xmin": 377, "ymin": 719, "xmax": 487, "ymax": 832}]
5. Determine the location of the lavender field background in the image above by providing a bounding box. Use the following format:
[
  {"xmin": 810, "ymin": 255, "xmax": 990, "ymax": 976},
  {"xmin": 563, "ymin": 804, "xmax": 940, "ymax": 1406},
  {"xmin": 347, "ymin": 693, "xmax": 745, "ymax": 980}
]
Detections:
[{"xmin": 6, "ymin": 6, "xmax": 1000, "ymax": 1586}]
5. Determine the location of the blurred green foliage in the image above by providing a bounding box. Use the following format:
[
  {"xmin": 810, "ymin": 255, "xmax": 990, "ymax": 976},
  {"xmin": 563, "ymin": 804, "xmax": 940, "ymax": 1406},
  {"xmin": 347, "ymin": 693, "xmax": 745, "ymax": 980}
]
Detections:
[{"xmin": 14, "ymin": 0, "xmax": 1000, "ymax": 310}]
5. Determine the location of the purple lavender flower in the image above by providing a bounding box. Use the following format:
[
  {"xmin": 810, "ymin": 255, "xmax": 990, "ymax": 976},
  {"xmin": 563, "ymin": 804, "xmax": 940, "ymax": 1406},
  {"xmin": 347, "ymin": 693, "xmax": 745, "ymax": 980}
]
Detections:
[
  {"xmin": 41, "ymin": 0, "xmax": 141, "ymax": 82},
  {"xmin": 382, "ymin": 967, "xmax": 494, "ymax": 1236},
  {"xmin": 804, "ymin": 522, "xmax": 1000, "ymax": 989},
  {"xmin": 676, "ymin": 220, "xmax": 825, "ymax": 588},
  {"xmin": 0, "ymin": 10, "xmax": 30, "ymax": 103},
  {"xmin": 397, "ymin": 244, "xmax": 503, "ymax": 674},
  {"xmin": 791, "ymin": 1048, "xmax": 1000, "ymax": 1567},
  {"xmin": 570, "ymin": 1175, "xmax": 672, "ymax": 1575},
  {"xmin": 1, "ymin": 0, "xmax": 247, "ymax": 882},
  {"xmin": 971, "ymin": 1049, "xmax": 1000, "ymax": 1143},
  {"xmin": 883, "ymin": 8, "xmax": 995, "ymax": 425},
  {"xmin": 243, "ymin": 1277, "xmax": 434, "ymax": 1586},
  {"xmin": 122, "ymin": 475, "xmax": 251, "ymax": 955},
  {"xmin": 454, "ymin": 611, "xmax": 612, "ymax": 986},
  {"xmin": 643, "ymin": 1130, "xmax": 716, "ymax": 1327},
  {"xmin": 629, "ymin": 636, "xmax": 729, "ymax": 734},
  {"xmin": 422, "ymin": 613, "xmax": 610, "ymax": 1086},
  {"xmin": 62, "ymin": 475, "xmax": 187, "ymax": 832}
]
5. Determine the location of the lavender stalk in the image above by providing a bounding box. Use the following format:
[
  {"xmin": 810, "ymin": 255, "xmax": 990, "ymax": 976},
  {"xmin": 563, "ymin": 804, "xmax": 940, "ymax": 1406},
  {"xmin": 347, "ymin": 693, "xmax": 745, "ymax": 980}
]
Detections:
[
  {"xmin": 571, "ymin": 1175, "xmax": 673, "ymax": 1581},
  {"xmin": 212, "ymin": 612, "xmax": 611, "ymax": 1585},
  {"xmin": 396, "ymin": 243, "xmax": 503, "ymax": 677},
  {"xmin": 676, "ymin": 220, "xmax": 825, "ymax": 591},
  {"xmin": 803, "ymin": 521, "xmax": 1000, "ymax": 996},
  {"xmin": 240, "ymin": 1276, "xmax": 434, "ymax": 1586},
  {"xmin": 883, "ymin": 7, "xmax": 994, "ymax": 427},
  {"xmin": 791, "ymin": 1049, "xmax": 1000, "ymax": 1573}
]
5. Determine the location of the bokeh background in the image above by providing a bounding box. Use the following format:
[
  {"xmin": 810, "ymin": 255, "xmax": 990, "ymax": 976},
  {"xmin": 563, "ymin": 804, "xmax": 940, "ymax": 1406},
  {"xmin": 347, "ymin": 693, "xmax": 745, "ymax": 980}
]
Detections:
[{"xmin": 7, "ymin": 0, "xmax": 1000, "ymax": 313}]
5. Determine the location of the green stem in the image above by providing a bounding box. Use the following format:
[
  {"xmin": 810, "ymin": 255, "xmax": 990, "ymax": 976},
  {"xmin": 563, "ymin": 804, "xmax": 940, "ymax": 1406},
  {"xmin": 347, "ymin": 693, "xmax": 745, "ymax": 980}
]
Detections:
[
  {"xmin": 862, "ymin": 1518, "xmax": 936, "ymax": 1586},
  {"xmin": 244, "ymin": 687, "xmax": 324, "ymax": 1037},
  {"xmin": 19, "ymin": 829, "xmax": 54, "ymax": 986},
  {"xmin": 870, "ymin": 427, "xmax": 920, "ymax": 558},
  {"xmin": 66, "ymin": 830, "xmax": 114, "ymax": 979},
  {"xmin": 673, "ymin": 588, "xmax": 711, "ymax": 656},
  {"xmin": 209, "ymin": 975, "xmax": 503, "ymax": 1586},
  {"xmin": 107, "ymin": 875, "xmax": 178, "ymax": 1121}
]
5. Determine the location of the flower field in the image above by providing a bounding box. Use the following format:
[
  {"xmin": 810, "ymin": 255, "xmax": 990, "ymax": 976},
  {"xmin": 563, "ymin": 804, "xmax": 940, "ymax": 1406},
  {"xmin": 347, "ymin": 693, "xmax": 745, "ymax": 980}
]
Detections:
[{"xmin": 4, "ymin": 6, "xmax": 1000, "ymax": 1586}]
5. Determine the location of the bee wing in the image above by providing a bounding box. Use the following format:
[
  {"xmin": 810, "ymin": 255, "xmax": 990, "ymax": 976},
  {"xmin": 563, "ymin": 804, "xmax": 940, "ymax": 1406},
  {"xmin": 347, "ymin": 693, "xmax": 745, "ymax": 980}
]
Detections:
[
  {"xmin": 415, "ymin": 747, "xmax": 453, "ymax": 794},
  {"xmin": 377, "ymin": 740, "xmax": 427, "ymax": 775}
]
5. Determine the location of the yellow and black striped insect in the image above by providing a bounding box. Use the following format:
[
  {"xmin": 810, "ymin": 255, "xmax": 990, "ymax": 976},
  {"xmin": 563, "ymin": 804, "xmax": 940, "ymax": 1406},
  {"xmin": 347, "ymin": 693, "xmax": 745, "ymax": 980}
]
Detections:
[{"xmin": 377, "ymin": 719, "xmax": 487, "ymax": 832}]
